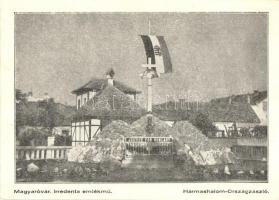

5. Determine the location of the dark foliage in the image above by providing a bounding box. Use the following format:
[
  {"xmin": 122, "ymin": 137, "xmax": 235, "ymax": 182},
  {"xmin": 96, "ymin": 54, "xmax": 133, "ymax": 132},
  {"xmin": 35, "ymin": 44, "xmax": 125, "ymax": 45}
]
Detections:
[
  {"xmin": 252, "ymin": 126, "xmax": 267, "ymax": 137},
  {"xmin": 189, "ymin": 111, "xmax": 217, "ymax": 135},
  {"xmin": 18, "ymin": 128, "xmax": 49, "ymax": 146},
  {"xmin": 15, "ymin": 91, "xmax": 75, "ymax": 135},
  {"xmin": 16, "ymin": 89, "xmax": 27, "ymax": 102},
  {"xmin": 54, "ymin": 135, "xmax": 72, "ymax": 146}
]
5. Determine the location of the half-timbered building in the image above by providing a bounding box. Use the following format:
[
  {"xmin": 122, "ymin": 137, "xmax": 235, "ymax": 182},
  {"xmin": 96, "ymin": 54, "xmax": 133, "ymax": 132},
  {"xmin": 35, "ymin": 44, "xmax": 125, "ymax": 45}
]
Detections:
[{"xmin": 71, "ymin": 75, "xmax": 144, "ymax": 146}]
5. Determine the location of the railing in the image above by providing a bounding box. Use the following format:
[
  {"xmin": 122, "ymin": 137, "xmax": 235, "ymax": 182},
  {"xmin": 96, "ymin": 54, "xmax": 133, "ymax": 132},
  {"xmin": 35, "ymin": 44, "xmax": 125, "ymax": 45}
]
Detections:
[
  {"xmin": 124, "ymin": 136, "xmax": 173, "ymax": 157},
  {"xmin": 236, "ymin": 137, "xmax": 267, "ymax": 147},
  {"xmin": 231, "ymin": 145, "xmax": 267, "ymax": 161},
  {"xmin": 16, "ymin": 146, "xmax": 72, "ymax": 160},
  {"xmin": 207, "ymin": 130, "xmax": 226, "ymax": 138}
]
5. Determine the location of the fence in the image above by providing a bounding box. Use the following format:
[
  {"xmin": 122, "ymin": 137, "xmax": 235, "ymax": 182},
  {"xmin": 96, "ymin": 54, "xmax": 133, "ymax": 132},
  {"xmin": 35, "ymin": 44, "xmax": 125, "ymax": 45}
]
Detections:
[
  {"xmin": 231, "ymin": 145, "xmax": 267, "ymax": 161},
  {"xmin": 236, "ymin": 137, "xmax": 267, "ymax": 147},
  {"xmin": 16, "ymin": 146, "xmax": 72, "ymax": 160},
  {"xmin": 124, "ymin": 136, "xmax": 173, "ymax": 157}
]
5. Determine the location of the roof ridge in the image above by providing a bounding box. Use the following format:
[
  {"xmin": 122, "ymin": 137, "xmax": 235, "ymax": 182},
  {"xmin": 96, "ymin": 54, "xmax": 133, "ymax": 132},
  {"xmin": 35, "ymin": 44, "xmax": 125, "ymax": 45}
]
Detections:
[
  {"xmin": 72, "ymin": 77, "xmax": 141, "ymax": 94},
  {"xmin": 74, "ymin": 85, "xmax": 145, "ymax": 119}
]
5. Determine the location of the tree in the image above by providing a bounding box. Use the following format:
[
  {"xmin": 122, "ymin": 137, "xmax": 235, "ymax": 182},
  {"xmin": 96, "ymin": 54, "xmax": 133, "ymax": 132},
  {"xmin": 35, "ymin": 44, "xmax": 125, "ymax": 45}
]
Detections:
[
  {"xmin": 42, "ymin": 98, "xmax": 56, "ymax": 131},
  {"xmin": 17, "ymin": 128, "xmax": 49, "ymax": 146},
  {"xmin": 16, "ymin": 89, "xmax": 28, "ymax": 135},
  {"xmin": 189, "ymin": 111, "xmax": 216, "ymax": 135},
  {"xmin": 54, "ymin": 134, "xmax": 72, "ymax": 146},
  {"xmin": 16, "ymin": 89, "xmax": 27, "ymax": 102}
]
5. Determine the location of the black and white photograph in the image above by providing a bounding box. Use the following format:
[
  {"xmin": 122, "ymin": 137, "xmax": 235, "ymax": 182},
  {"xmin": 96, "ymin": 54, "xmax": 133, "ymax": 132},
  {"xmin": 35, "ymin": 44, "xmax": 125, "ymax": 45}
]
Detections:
[{"xmin": 14, "ymin": 12, "xmax": 268, "ymax": 183}]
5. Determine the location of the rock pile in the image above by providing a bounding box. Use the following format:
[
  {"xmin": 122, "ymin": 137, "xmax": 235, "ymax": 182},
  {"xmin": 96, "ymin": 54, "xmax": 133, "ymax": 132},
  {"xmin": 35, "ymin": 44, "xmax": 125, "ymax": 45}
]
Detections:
[
  {"xmin": 172, "ymin": 121, "xmax": 236, "ymax": 166},
  {"xmin": 131, "ymin": 115, "xmax": 174, "ymax": 137},
  {"xmin": 67, "ymin": 120, "xmax": 131, "ymax": 172},
  {"xmin": 67, "ymin": 118, "xmax": 236, "ymax": 168}
]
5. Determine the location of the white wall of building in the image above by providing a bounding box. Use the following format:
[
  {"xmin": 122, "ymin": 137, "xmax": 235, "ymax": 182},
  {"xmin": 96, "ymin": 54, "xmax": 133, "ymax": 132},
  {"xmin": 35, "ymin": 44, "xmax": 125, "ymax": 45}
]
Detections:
[
  {"xmin": 127, "ymin": 94, "xmax": 136, "ymax": 101},
  {"xmin": 52, "ymin": 126, "xmax": 71, "ymax": 135},
  {"xmin": 76, "ymin": 90, "xmax": 98, "ymax": 109},
  {"xmin": 251, "ymin": 97, "xmax": 268, "ymax": 126},
  {"xmin": 71, "ymin": 119, "xmax": 101, "ymax": 146},
  {"xmin": 213, "ymin": 122, "xmax": 258, "ymax": 136}
]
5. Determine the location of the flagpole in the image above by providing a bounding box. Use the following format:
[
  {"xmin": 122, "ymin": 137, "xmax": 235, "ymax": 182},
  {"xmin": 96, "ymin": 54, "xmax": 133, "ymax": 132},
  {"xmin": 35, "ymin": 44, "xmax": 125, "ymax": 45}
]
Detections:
[
  {"xmin": 145, "ymin": 19, "xmax": 154, "ymax": 134},
  {"xmin": 147, "ymin": 57, "xmax": 152, "ymax": 113},
  {"xmin": 139, "ymin": 19, "xmax": 172, "ymax": 134},
  {"xmin": 148, "ymin": 19, "xmax": 151, "ymax": 35}
]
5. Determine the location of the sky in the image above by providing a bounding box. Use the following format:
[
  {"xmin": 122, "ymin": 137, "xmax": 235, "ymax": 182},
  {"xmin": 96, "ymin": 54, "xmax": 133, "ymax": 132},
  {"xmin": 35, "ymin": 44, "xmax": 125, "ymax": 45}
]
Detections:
[{"xmin": 15, "ymin": 13, "xmax": 267, "ymax": 106}]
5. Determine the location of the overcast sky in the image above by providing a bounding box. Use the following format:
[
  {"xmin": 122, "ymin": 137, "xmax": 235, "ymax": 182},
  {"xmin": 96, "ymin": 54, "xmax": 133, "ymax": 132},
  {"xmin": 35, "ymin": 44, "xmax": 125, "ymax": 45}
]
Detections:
[{"xmin": 15, "ymin": 13, "xmax": 267, "ymax": 106}]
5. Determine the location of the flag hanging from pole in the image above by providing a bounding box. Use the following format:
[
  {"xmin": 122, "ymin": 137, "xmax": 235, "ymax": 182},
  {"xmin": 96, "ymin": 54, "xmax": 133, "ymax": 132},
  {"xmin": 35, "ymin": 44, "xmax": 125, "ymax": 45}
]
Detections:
[{"xmin": 140, "ymin": 35, "xmax": 172, "ymax": 74}]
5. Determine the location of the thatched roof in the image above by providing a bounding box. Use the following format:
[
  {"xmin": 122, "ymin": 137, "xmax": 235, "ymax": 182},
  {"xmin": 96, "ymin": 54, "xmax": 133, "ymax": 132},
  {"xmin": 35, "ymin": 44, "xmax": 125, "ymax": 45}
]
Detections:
[
  {"xmin": 72, "ymin": 78, "xmax": 141, "ymax": 94},
  {"xmin": 205, "ymin": 102, "xmax": 260, "ymax": 123},
  {"xmin": 74, "ymin": 86, "xmax": 146, "ymax": 120},
  {"xmin": 153, "ymin": 101, "xmax": 207, "ymax": 121},
  {"xmin": 210, "ymin": 90, "xmax": 267, "ymax": 105}
]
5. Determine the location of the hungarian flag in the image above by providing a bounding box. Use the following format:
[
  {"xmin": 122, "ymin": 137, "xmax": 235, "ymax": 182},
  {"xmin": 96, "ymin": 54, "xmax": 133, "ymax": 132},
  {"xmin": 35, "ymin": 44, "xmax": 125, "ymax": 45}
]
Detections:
[{"xmin": 140, "ymin": 35, "xmax": 172, "ymax": 74}]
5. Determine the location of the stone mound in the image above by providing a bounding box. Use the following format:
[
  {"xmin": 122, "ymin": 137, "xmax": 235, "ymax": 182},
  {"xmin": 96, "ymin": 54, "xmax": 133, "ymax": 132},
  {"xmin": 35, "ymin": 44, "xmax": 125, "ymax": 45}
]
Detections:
[
  {"xmin": 131, "ymin": 115, "xmax": 174, "ymax": 137},
  {"xmin": 97, "ymin": 120, "xmax": 137, "ymax": 139},
  {"xmin": 67, "ymin": 120, "xmax": 128, "ymax": 171},
  {"xmin": 172, "ymin": 121, "xmax": 236, "ymax": 166}
]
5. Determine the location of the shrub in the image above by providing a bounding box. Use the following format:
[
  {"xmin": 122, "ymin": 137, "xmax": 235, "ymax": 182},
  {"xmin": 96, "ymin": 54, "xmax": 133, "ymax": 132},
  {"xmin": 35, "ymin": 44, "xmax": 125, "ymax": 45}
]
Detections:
[
  {"xmin": 189, "ymin": 111, "xmax": 217, "ymax": 135},
  {"xmin": 18, "ymin": 128, "xmax": 49, "ymax": 146},
  {"xmin": 54, "ymin": 135, "xmax": 72, "ymax": 146}
]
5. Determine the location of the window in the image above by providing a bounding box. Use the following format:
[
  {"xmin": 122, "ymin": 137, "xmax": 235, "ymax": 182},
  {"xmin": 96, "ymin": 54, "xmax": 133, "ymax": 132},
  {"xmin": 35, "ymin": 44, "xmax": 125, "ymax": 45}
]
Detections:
[
  {"xmin": 84, "ymin": 98, "xmax": 87, "ymax": 104},
  {"xmin": 78, "ymin": 99, "xmax": 81, "ymax": 109},
  {"xmin": 62, "ymin": 130, "xmax": 69, "ymax": 136}
]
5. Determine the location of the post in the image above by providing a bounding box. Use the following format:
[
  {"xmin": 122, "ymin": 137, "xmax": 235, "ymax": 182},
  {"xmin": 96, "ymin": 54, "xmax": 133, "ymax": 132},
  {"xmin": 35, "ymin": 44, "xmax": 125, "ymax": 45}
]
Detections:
[
  {"xmin": 47, "ymin": 136, "xmax": 55, "ymax": 146},
  {"xmin": 147, "ymin": 70, "xmax": 152, "ymax": 113},
  {"xmin": 146, "ymin": 57, "xmax": 154, "ymax": 134},
  {"xmin": 148, "ymin": 19, "xmax": 151, "ymax": 35}
]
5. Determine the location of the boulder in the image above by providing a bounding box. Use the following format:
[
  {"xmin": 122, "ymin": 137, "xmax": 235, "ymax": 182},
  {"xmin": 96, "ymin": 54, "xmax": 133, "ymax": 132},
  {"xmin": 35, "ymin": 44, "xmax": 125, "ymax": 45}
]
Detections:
[
  {"xmin": 74, "ymin": 166, "xmax": 84, "ymax": 176},
  {"xmin": 100, "ymin": 157, "xmax": 122, "ymax": 174},
  {"xmin": 224, "ymin": 165, "xmax": 231, "ymax": 175},
  {"xmin": 27, "ymin": 163, "xmax": 39, "ymax": 173},
  {"xmin": 200, "ymin": 150, "xmax": 220, "ymax": 165},
  {"xmin": 212, "ymin": 168, "xmax": 219, "ymax": 174},
  {"xmin": 16, "ymin": 168, "xmax": 23, "ymax": 177},
  {"xmin": 53, "ymin": 167, "xmax": 59, "ymax": 173},
  {"xmin": 237, "ymin": 170, "xmax": 245, "ymax": 175},
  {"xmin": 67, "ymin": 146, "xmax": 86, "ymax": 162},
  {"xmin": 84, "ymin": 167, "xmax": 91, "ymax": 174}
]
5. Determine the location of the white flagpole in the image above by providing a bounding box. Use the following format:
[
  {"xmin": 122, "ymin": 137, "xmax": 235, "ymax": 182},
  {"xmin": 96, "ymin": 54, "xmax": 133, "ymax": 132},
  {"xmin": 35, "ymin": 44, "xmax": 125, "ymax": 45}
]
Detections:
[
  {"xmin": 148, "ymin": 19, "xmax": 151, "ymax": 35},
  {"xmin": 141, "ymin": 19, "xmax": 155, "ymax": 134},
  {"xmin": 147, "ymin": 57, "xmax": 152, "ymax": 113}
]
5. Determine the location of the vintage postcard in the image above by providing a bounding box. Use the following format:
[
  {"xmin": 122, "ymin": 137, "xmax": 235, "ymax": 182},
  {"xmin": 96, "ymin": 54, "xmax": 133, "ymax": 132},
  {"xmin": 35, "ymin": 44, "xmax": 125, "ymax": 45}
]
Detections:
[{"xmin": 1, "ymin": 0, "xmax": 279, "ymax": 200}]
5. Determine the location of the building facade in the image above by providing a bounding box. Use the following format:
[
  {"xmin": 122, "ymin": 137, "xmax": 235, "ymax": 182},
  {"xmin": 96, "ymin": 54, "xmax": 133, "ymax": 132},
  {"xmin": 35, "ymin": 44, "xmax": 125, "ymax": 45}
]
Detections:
[
  {"xmin": 71, "ymin": 75, "xmax": 144, "ymax": 146},
  {"xmin": 207, "ymin": 90, "xmax": 267, "ymax": 137}
]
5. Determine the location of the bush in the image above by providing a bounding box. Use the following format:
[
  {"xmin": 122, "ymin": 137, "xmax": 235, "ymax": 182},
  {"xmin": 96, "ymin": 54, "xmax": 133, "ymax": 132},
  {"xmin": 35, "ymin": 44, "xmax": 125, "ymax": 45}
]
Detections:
[
  {"xmin": 189, "ymin": 111, "xmax": 216, "ymax": 135},
  {"xmin": 18, "ymin": 128, "xmax": 49, "ymax": 146},
  {"xmin": 54, "ymin": 135, "xmax": 72, "ymax": 146},
  {"xmin": 239, "ymin": 127, "xmax": 250, "ymax": 137}
]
